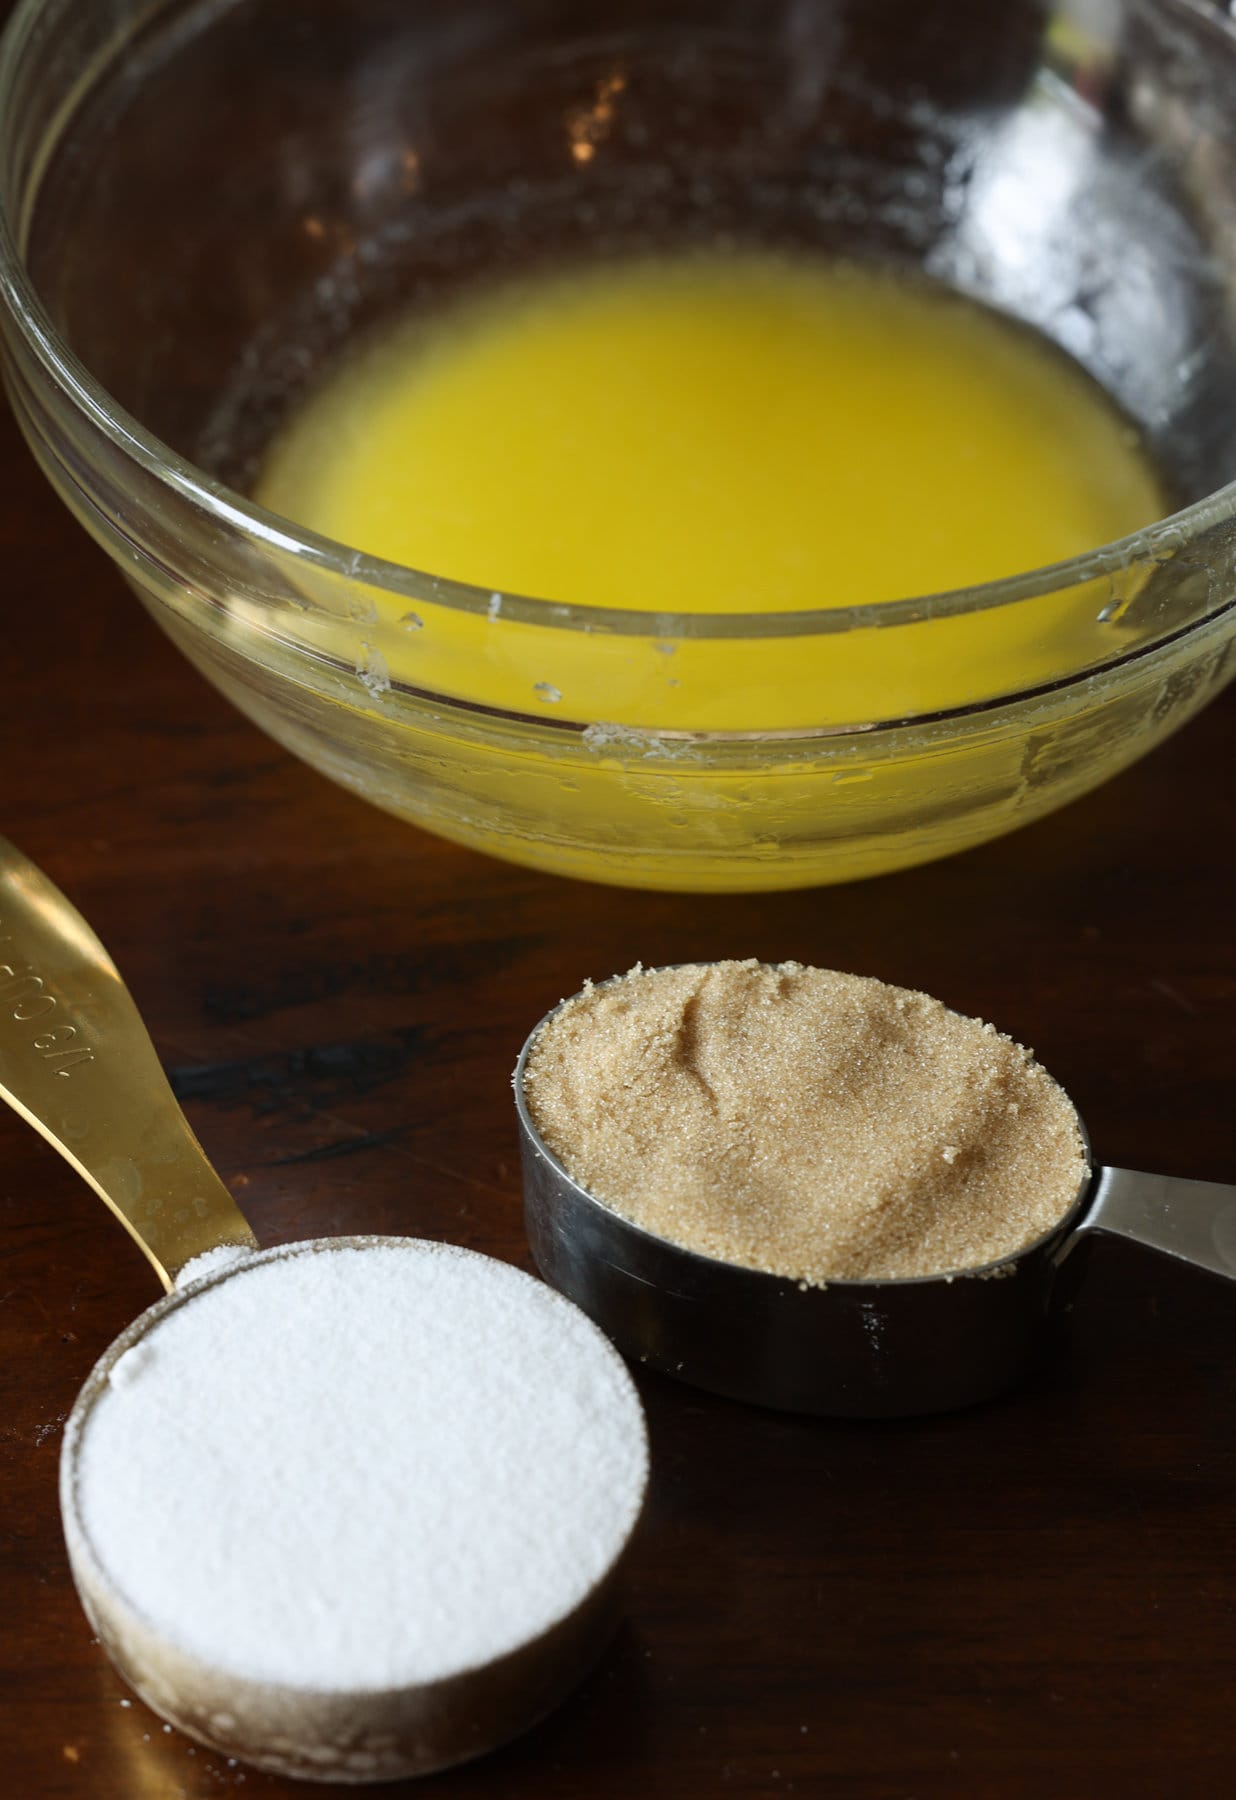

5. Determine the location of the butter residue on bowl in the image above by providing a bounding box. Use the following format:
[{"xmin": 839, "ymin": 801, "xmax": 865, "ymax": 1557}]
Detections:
[{"xmin": 520, "ymin": 961, "xmax": 1089, "ymax": 1283}]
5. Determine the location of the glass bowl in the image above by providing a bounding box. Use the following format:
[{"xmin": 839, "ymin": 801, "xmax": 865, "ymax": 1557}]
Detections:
[{"xmin": 2, "ymin": 0, "xmax": 1236, "ymax": 892}]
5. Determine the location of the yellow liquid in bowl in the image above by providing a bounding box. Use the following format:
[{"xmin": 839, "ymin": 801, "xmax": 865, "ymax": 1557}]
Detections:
[
  {"xmin": 260, "ymin": 250, "xmax": 1161, "ymax": 621},
  {"xmin": 245, "ymin": 251, "xmax": 1172, "ymax": 887}
]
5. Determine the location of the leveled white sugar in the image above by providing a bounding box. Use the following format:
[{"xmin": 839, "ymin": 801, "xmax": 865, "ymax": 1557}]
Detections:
[
  {"xmin": 72, "ymin": 1242, "xmax": 647, "ymax": 1691},
  {"xmin": 173, "ymin": 1243, "xmax": 254, "ymax": 1288}
]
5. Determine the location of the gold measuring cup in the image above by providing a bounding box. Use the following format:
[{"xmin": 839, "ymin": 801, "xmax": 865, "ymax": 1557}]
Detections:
[
  {"xmin": 0, "ymin": 841, "xmax": 257, "ymax": 1287},
  {"xmin": 0, "ymin": 836, "xmax": 646, "ymax": 1783}
]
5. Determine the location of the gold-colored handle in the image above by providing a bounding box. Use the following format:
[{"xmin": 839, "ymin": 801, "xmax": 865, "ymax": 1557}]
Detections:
[{"xmin": 0, "ymin": 837, "xmax": 258, "ymax": 1289}]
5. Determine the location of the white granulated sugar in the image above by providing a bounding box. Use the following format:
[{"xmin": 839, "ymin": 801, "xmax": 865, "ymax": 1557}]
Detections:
[
  {"xmin": 71, "ymin": 1241, "xmax": 647, "ymax": 1691},
  {"xmin": 173, "ymin": 1244, "xmax": 255, "ymax": 1288}
]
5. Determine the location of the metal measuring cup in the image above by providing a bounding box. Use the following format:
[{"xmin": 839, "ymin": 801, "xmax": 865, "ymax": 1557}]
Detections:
[
  {"xmin": 514, "ymin": 980, "xmax": 1236, "ymax": 1418},
  {"xmin": 0, "ymin": 839, "xmax": 646, "ymax": 1782}
]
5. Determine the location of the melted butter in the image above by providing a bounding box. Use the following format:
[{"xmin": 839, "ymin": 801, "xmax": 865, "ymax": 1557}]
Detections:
[
  {"xmin": 258, "ymin": 249, "xmax": 1164, "ymax": 616},
  {"xmin": 243, "ymin": 250, "xmax": 1173, "ymax": 889}
]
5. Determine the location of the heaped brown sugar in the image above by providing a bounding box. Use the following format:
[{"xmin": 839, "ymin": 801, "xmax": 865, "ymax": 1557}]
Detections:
[{"xmin": 521, "ymin": 960, "xmax": 1089, "ymax": 1283}]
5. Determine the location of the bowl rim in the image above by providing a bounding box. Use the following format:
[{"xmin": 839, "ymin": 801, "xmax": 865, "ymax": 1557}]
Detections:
[{"xmin": 2, "ymin": 0, "xmax": 1236, "ymax": 644}]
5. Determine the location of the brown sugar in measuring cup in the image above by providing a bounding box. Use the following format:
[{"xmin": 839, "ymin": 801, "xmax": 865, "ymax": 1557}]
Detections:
[
  {"xmin": 514, "ymin": 962, "xmax": 1236, "ymax": 1416},
  {"xmin": 519, "ymin": 961, "xmax": 1088, "ymax": 1284}
]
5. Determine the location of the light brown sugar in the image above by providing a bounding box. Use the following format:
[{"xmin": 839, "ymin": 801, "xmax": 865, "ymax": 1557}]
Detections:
[{"xmin": 521, "ymin": 961, "xmax": 1089, "ymax": 1283}]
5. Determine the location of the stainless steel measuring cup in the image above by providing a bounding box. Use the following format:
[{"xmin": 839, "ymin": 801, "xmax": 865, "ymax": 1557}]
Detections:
[
  {"xmin": 0, "ymin": 838, "xmax": 646, "ymax": 1782},
  {"xmin": 514, "ymin": 988, "xmax": 1236, "ymax": 1418}
]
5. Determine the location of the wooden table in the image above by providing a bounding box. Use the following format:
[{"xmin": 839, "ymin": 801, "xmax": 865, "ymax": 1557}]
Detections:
[{"xmin": 2, "ymin": 337, "xmax": 1235, "ymax": 1800}]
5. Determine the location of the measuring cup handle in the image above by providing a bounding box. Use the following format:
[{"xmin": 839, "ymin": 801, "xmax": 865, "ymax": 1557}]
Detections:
[
  {"xmin": 0, "ymin": 837, "xmax": 258, "ymax": 1291},
  {"xmin": 1071, "ymin": 1166, "xmax": 1236, "ymax": 1282}
]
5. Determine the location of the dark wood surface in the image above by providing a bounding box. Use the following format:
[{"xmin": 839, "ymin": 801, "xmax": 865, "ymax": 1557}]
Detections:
[{"xmin": 2, "ymin": 336, "xmax": 1235, "ymax": 1800}]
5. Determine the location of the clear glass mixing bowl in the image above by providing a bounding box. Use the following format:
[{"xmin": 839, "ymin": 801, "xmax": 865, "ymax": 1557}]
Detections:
[{"xmin": 2, "ymin": 0, "xmax": 1235, "ymax": 891}]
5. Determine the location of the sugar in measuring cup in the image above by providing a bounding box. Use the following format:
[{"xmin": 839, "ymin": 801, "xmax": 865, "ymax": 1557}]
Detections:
[
  {"xmin": 514, "ymin": 963, "xmax": 1236, "ymax": 1417},
  {"xmin": 0, "ymin": 838, "xmax": 647, "ymax": 1783}
]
